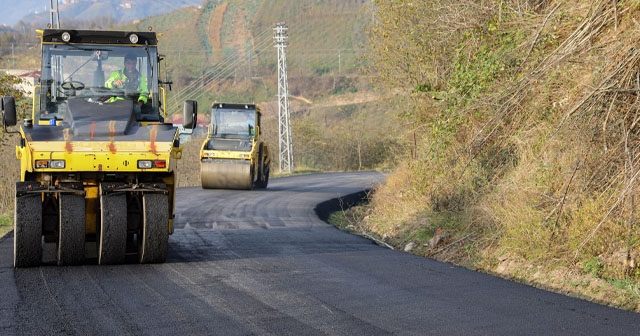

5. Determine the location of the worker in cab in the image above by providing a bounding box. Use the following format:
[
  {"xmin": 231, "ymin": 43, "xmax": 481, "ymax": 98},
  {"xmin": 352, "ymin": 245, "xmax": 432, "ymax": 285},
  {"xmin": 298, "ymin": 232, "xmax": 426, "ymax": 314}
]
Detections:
[
  {"xmin": 105, "ymin": 53, "xmax": 149, "ymax": 117},
  {"xmin": 246, "ymin": 112, "xmax": 255, "ymax": 136}
]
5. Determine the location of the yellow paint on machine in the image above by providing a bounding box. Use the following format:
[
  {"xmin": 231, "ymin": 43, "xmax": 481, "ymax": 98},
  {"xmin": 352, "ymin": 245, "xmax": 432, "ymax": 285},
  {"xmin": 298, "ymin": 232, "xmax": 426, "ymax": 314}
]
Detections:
[{"xmin": 25, "ymin": 141, "xmax": 173, "ymax": 173}]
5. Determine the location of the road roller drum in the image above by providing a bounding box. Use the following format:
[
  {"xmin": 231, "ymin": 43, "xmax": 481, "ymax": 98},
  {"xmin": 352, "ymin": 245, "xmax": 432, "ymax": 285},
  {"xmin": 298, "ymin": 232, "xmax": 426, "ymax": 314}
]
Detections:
[{"xmin": 201, "ymin": 159, "xmax": 252, "ymax": 189}]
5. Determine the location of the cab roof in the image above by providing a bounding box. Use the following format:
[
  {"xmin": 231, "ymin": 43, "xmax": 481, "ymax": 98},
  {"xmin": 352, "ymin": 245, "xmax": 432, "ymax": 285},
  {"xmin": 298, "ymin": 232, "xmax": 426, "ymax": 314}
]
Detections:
[{"xmin": 41, "ymin": 29, "xmax": 157, "ymax": 45}]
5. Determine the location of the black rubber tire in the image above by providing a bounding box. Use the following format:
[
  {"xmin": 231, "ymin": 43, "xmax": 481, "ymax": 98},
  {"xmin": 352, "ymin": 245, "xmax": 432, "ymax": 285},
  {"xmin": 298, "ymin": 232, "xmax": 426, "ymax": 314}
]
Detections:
[
  {"xmin": 255, "ymin": 142, "xmax": 269, "ymax": 189},
  {"xmin": 14, "ymin": 194, "xmax": 42, "ymax": 267},
  {"xmin": 98, "ymin": 189, "xmax": 127, "ymax": 265},
  {"xmin": 139, "ymin": 193, "xmax": 168, "ymax": 264},
  {"xmin": 249, "ymin": 167, "xmax": 255, "ymax": 190},
  {"xmin": 57, "ymin": 194, "xmax": 86, "ymax": 266},
  {"xmin": 262, "ymin": 165, "xmax": 270, "ymax": 188},
  {"xmin": 256, "ymin": 164, "xmax": 269, "ymax": 189}
]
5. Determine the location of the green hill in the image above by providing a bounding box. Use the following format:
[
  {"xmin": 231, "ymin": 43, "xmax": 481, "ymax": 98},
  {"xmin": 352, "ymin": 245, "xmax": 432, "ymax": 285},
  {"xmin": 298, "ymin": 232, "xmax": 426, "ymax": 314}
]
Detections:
[
  {"xmin": 121, "ymin": 0, "xmax": 371, "ymax": 110},
  {"xmin": 120, "ymin": 0, "xmax": 394, "ymax": 175}
]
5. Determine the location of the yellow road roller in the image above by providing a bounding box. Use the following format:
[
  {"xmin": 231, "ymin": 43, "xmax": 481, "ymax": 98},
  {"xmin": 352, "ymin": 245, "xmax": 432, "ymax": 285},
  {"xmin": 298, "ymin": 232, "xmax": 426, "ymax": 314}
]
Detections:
[
  {"xmin": 200, "ymin": 103, "xmax": 270, "ymax": 189},
  {"xmin": 1, "ymin": 28, "xmax": 197, "ymax": 267}
]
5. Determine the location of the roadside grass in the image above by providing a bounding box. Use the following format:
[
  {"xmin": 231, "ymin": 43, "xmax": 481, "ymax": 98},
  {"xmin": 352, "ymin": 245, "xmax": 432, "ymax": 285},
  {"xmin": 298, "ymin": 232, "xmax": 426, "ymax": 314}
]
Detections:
[
  {"xmin": 0, "ymin": 211, "xmax": 12, "ymax": 239},
  {"xmin": 328, "ymin": 203, "xmax": 369, "ymax": 235}
]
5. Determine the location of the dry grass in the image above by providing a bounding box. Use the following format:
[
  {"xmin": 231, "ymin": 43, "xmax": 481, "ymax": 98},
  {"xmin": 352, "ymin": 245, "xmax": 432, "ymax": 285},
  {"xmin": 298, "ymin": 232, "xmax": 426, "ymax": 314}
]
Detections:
[
  {"xmin": 0, "ymin": 134, "xmax": 20, "ymax": 218},
  {"xmin": 208, "ymin": 2, "xmax": 228, "ymax": 50},
  {"xmin": 177, "ymin": 132, "xmax": 208, "ymax": 187},
  {"xmin": 0, "ymin": 212, "xmax": 11, "ymax": 238},
  {"xmin": 0, "ymin": 134, "xmax": 18, "ymax": 238},
  {"xmin": 358, "ymin": 0, "xmax": 640, "ymax": 311}
]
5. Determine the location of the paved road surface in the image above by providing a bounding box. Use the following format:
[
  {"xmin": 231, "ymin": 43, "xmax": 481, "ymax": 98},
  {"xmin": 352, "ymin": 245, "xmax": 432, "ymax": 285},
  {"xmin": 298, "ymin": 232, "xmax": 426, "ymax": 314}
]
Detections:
[{"xmin": 1, "ymin": 171, "xmax": 639, "ymax": 335}]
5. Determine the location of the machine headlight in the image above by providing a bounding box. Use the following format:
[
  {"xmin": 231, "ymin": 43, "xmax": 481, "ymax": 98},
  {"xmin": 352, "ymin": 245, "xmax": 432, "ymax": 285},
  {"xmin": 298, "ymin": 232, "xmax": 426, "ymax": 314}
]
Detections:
[
  {"xmin": 129, "ymin": 33, "xmax": 139, "ymax": 44},
  {"xmin": 50, "ymin": 160, "xmax": 66, "ymax": 169},
  {"xmin": 138, "ymin": 160, "xmax": 166, "ymax": 169},
  {"xmin": 61, "ymin": 32, "xmax": 71, "ymax": 42},
  {"xmin": 35, "ymin": 159, "xmax": 66, "ymax": 168},
  {"xmin": 138, "ymin": 160, "xmax": 153, "ymax": 169}
]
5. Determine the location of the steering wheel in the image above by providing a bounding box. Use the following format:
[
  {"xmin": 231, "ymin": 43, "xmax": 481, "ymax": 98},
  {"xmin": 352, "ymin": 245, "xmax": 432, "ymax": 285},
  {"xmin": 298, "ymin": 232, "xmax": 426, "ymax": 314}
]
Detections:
[{"xmin": 60, "ymin": 80, "xmax": 85, "ymax": 91}]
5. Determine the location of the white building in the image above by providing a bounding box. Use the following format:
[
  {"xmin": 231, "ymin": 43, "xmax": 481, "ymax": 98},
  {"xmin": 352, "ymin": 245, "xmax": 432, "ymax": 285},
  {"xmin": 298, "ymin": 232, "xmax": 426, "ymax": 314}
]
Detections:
[{"xmin": 1, "ymin": 69, "xmax": 40, "ymax": 96}]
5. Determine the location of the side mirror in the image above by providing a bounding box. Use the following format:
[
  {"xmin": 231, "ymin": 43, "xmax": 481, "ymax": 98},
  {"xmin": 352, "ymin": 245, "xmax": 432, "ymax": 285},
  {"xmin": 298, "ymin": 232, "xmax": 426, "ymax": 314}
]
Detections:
[
  {"xmin": 182, "ymin": 100, "xmax": 197, "ymax": 130},
  {"xmin": 2, "ymin": 96, "xmax": 17, "ymax": 127}
]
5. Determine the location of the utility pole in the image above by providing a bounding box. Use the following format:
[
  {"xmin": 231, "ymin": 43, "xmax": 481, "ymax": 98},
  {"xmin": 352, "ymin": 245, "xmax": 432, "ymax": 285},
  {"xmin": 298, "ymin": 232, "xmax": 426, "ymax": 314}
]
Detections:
[
  {"xmin": 49, "ymin": 0, "xmax": 60, "ymax": 28},
  {"xmin": 274, "ymin": 22, "xmax": 293, "ymax": 173}
]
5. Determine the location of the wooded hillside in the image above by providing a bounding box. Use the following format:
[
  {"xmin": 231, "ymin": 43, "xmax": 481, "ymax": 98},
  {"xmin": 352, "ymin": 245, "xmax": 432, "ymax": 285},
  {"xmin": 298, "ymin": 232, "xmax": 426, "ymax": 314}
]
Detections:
[{"xmin": 360, "ymin": 0, "xmax": 640, "ymax": 310}]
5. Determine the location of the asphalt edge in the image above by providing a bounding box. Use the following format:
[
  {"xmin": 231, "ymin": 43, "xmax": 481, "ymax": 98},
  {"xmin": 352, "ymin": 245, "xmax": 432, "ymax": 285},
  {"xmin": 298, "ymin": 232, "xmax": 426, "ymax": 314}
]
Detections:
[{"xmin": 314, "ymin": 190, "xmax": 371, "ymax": 223}]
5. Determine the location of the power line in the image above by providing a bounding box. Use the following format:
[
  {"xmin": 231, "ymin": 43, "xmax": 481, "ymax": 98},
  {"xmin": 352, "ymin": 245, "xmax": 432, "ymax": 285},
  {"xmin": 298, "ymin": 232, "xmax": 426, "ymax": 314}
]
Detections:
[
  {"xmin": 164, "ymin": 25, "xmax": 360, "ymax": 116},
  {"xmin": 166, "ymin": 26, "xmax": 274, "ymax": 113}
]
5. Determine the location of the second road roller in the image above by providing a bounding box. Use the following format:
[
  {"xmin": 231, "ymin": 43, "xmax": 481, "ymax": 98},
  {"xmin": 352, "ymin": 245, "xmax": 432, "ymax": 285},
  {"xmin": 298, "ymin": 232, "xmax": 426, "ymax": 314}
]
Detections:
[{"xmin": 200, "ymin": 103, "xmax": 270, "ymax": 189}]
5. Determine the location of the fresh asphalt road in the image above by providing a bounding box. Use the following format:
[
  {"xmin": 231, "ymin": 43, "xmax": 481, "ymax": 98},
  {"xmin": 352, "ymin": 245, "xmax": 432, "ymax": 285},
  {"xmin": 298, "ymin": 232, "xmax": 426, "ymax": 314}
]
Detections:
[{"xmin": 1, "ymin": 171, "xmax": 639, "ymax": 335}]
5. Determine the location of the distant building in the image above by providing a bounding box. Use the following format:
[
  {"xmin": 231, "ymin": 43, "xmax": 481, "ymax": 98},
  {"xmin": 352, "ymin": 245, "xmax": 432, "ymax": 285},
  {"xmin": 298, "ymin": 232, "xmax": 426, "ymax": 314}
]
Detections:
[{"xmin": 1, "ymin": 69, "xmax": 40, "ymax": 96}]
